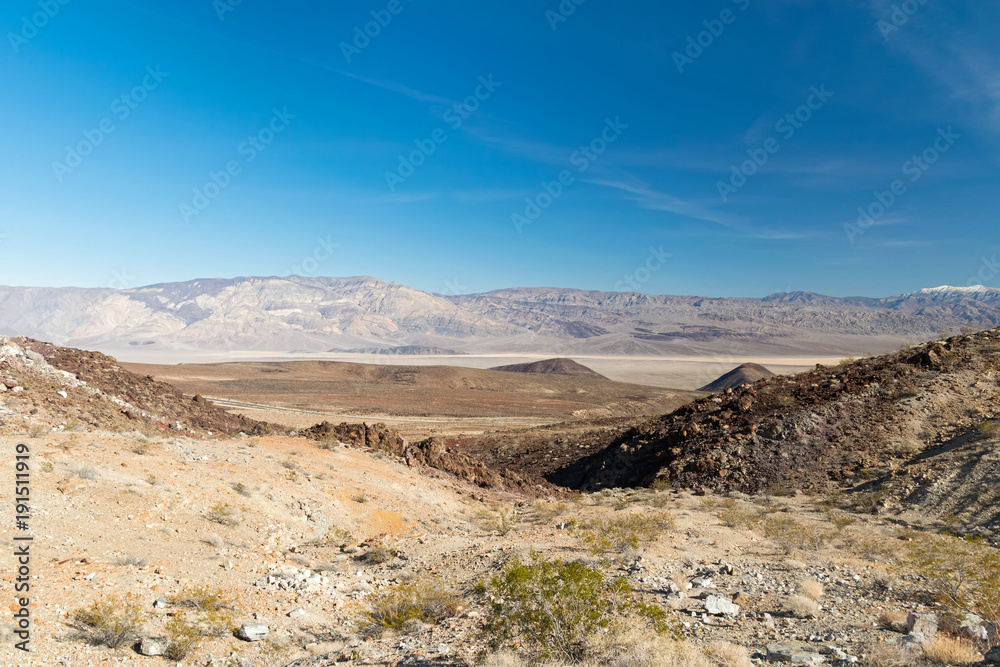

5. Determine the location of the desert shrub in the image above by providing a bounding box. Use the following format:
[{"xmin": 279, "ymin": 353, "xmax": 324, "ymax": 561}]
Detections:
[
  {"xmin": 483, "ymin": 626, "xmax": 715, "ymax": 666},
  {"xmin": 890, "ymin": 383, "xmax": 922, "ymax": 400},
  {"xmin": 825, "ymin": 509, "xmax": 858, "ymax": 531},
  {"xmin": 27, "ymin": 425, "xmax": 46, "ymax": 438},
  {"xmin": 716, "ymin": 499, "xmax": 761, "ymax": 529},
  {"xmin": 71, "ymin": 594, "xmax": 144, "ymax": 648},
  {"xmin": 167, "ymin": 586, "xmax": 235, "ymax": 638},
  {"xmin": 782, "ymin": 595, "xmax": 820, "ymax": 618},
  {"xmin": 763, "ymin": 516, "xmax": 831, "ymax": 554},
  {"xmin": 359, "ymin": 545, "xmax": 399, "ymax": 564},
  {"xmin": 114, "ymin": 554, "xmax": 147, "ymax": 568},
  {"xmin": 482, "ymin": 551, "xmax": 678, "ymax": 662},
  {"xmin": 776, "ymin": 394, "xmax": 796, "ymax": 407},
  {"xmin": 206, "ymin": 502, "xmax": 238, "ymax": 526},
  {"xmin": 361, "ymin": 578, "xmax": 461, "ymax": 637},
  {"xmin": 703, "ymin": 640, "xmax": 753, "ymax": 667},
  {"xmin": 972, "ymin": 420, "xmax": 1000, "ymax": 441},
  {"xmin": 281, "ymin": 457, "xmax": 298, "ymax": 470},
  {"xmin": 473, "ymin": 506, "xmax": 520, "ymax": 536},
  {"xmin": 921, "ymin": 635, "xmax": 981, "ymax": 664},
  {"xmin": 204, "ymin": 533, "xmax": 225, "ymax": 549},
  {"xmin": 231, "ymin": 482, "xmax": 251, "ymax": 497},
  {"xmin": 864, "ymin": 642, "xmax": 919, "ymax": 667},
  {"xmin": 168, "ymin": 585, "xmax": 234, "ymax": 613},
  {"xmin": 572, "ymin": 512, "xmax": 674, "ymax": 559},
  {"xmin": 164, "ymin": 615, "xmax": 202, "ymax": 661},
  {"xmin": 131, "ymin": 442, "xmax": 151, "ymax": 455},
  {"xmin": 797, "ymin": 578, "xmax": 824, "ymax": 601},
  {"xmin": 905, "ymin": 532, "xmax": 1000, "ymax": 639}
]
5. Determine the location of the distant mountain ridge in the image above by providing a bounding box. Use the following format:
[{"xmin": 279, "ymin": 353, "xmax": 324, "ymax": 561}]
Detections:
[{"xmin": 0, "ymin": 276, "xmax": 998, "ymax": 358}]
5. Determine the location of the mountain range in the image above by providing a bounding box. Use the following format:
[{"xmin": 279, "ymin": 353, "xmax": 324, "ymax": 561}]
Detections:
[{"xmin": 1, "ymin": 276, "xmax": 998, "ymax": 359}]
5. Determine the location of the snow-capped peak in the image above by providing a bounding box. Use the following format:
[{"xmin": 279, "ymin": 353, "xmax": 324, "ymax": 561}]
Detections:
[{"xmin": 913, "ymin": 285, "xmax": 995, "ymax": 295}]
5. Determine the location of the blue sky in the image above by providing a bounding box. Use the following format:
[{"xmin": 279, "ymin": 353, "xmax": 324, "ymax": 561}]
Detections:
[{"xmin": 1, "ymin": 0, "xmax": 998, "ymax": 297}]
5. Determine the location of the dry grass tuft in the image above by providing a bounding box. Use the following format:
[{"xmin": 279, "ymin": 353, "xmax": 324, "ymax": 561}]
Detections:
[
  {"xmin": 921, "ymin": 635, "xmax": 981, "ymax": 665},
  {"xmin": 797, "ymin": 578, "xmax": 824, "ymax": 601},
  {"xmin": 865, "ymin": 642, "xmax": 919, "ymax": 667},
  {"xmin": 782, "ymin": 595, "xmax": 820, "ymax": 619},
  {"xmin": 702, "ymin": 640, "xmax": 752, "ymax": 667}
]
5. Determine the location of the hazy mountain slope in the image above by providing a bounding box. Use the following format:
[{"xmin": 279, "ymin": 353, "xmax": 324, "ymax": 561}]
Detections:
[{"xmin": 0, "ymin": 277, "xmax": 998, "ymax": 357}]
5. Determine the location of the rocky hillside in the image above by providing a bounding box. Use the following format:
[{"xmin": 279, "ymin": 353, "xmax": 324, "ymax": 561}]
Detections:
[
  {"xmin": 0, "ymin": 336, "xmax": 270, "ymax": 436},
  {"xmin": 2, "ymin": 276, "xmax": 999, "ymax": 358},
  {"xmin": 550, "ymin": 329, "xmax": 1000, "ymax": 537},
  {"xmin": 489, "ymin": 357, "xmax": 608, "ymax": 379}
]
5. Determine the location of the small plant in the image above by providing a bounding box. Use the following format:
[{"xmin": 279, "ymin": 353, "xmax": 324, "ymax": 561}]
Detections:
[
  {"xmin": 905, "ymin": 532, "xmax": 1000, "ymax": 640},
  {"xmin": 317, "ymin": 436, "xmax": 341, "ymax": 450},
  {"xmin": 921, "ymin": 635, "xmax": 982, "ymax": 665},
  {"xmin": 572, "ymin": 511, "xmax": 674, "ymax": 559},
  {"xmin": 352, "ymin": 491, "xmax": 369, "ymax": 503},
  {"xmin": 167, "ymin": 585, "xmax": 234, "ymax": 613},
  {"xmin": 972, "ymin": 420, "xmax": 1000, "ymax": 441},
  {"xmin": 145, "ymin": 473, "xmax": 157, "ymax": 486},
  {"xmin": 763, "ymin": 516, "xmax": 830, "ymax": 554},
  {"xmin": 205, "ymin": 533, "xmax": 225, "ymax": 549},
  {"xmin": 231, "ymin": 482, "xmax": 251, "ymax": 497},
  {"xmin": 361, "ymin": 578, "xmax": 461, "ymax": 637},
  {"xmin": 776, "ymin": 394, "xmax": 795, "ymax": 407},
  {"xmin": 716, "ymin": 498, "xmax": 761, "ymax": 529},
  {"xmin": 473, "ymin": 506, "xmax": 520, "ymax": 536},
  {"xmin": 114, "ymin": 554, "xmax": 148, "ymax": 568},
  {"xmin": 865, "ymin": 641, "xmax": 918, "ymax": 667},
  {"xmin": 28, "ymin": 425, "xmax": 46, "ymax": 438},
  {"xmin": 131, "ymin": 442, "xmax": 151, "ymax": 455},
  {"xmin": 797, "ymin": 578, "xmax": 823, "ymax": 601},
  {"xmin": 71, "ymin": 594, "xmax": 144, "ymax": 648},
  {"xmin": 782, "ymin": 594, "xmax": 820, "ymax": 619},
  {"xmin": 703, "ymin": 640, "xmax": 753, "ymax": 667},
  {"xmin": 281, "ymin": 457, "xmax": 298, "ymax": 470},
  {"xmin": 482, "ymin": 551, "xmax": 678, "ymax": 662},
  {"xmin": 206, "ymin": 502, "xmax": 238, "ymax": 526},
  {"xmin": 164, "ymin": 615, "xmax": 202, "ymax": 661},
  {"xmin": 359, "ymin": 544, "xmax": 399, "ymax": 565},
  {"xmin": 40, "ymin": 461, "xmax": 54, "ymax": 473}
]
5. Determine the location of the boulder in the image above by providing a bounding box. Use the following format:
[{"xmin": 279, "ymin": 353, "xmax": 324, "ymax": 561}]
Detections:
[
  {"xmin": 138, "ymin": 637, "xmax": 167, "ymax": 656},
  {"xmin": 704, "ymin": 595, "xmax": 739, "ymax": 616},
  {"xmin": 237, "ymin": 621, "xmax": 269, "ymax": 642},
  {"xmin": 766, "ymin": 641, "xmax": 824, "ymax": 663},
  {"xmin": 984, "ymin": 646, "xmax": 1000, "ymax": 664},
  {"xmin": 906, "ymin": 612, "xmax": 938, "ymax": 637}
]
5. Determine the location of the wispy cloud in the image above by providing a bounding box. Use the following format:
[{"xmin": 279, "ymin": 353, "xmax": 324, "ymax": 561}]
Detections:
[
  {"xmin": 868, "ymin": 2, "xmax": 1000, "ymax": 131},
  {"xmin": 587, "ymin": 177, "xmax": 740, "ymax": 226}
]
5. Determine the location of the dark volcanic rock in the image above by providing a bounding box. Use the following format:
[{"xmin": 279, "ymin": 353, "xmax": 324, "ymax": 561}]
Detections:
[
  {"xmin": 699, "ymin": 362, "xmax": 775, "ymax": 392},
  {"xmin": 489, "ymin": 358, "xmax": 608, "ymax": 379}
]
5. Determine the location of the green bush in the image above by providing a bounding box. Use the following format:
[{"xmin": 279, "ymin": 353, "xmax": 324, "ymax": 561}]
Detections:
[
  {"xmin": 72, "ymin": 594, "xmax": 144, "ymax": 649},
  {"xmin": 482, "ymin": 552, "xmax": 678, "ymax": 662},
  {"xmin": 905, "ymin": 533, "xmax": 1000, "ymax": 637},
  {"xmin": 361, "ymin": 579, "xmax": 461, "ymax": 637},
  {"xmin": 572, "ymin": 512, "xmax": 674, "ymax": 559},
  {"xmin": 164, "ymin": 615, "xmax": 202, "ymax": 661}
]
